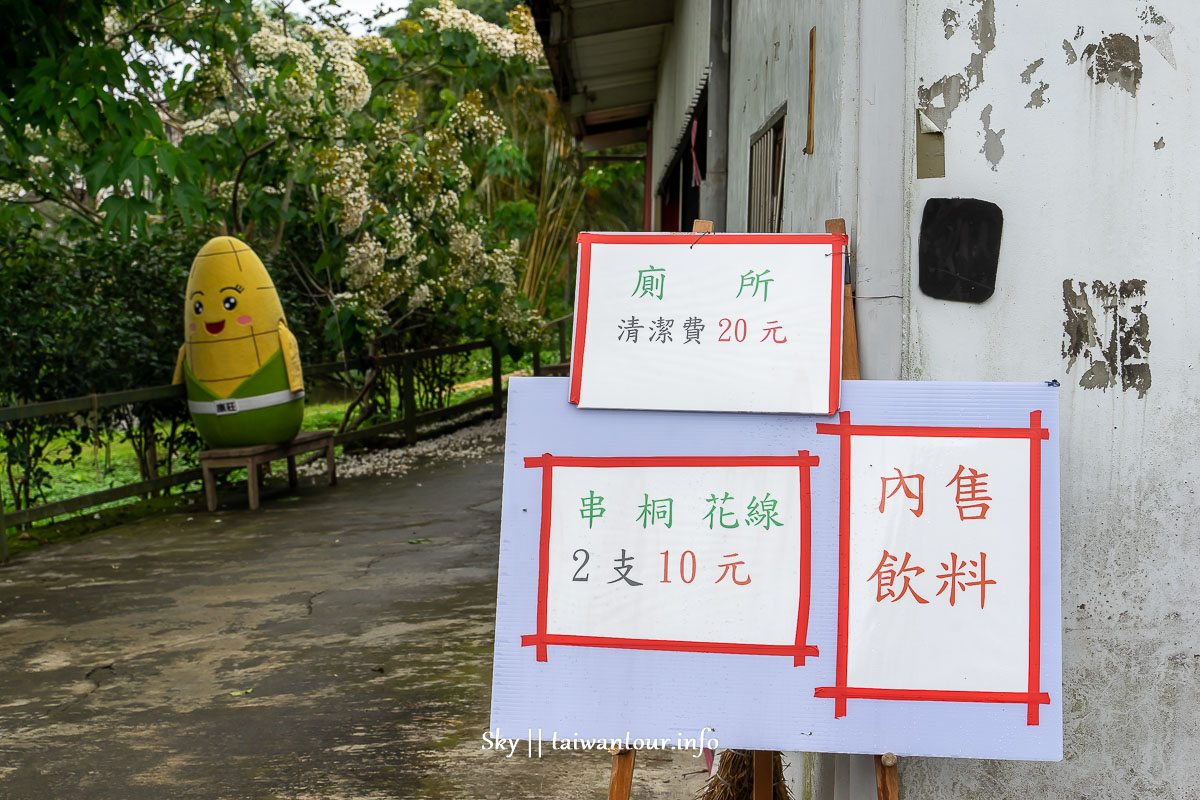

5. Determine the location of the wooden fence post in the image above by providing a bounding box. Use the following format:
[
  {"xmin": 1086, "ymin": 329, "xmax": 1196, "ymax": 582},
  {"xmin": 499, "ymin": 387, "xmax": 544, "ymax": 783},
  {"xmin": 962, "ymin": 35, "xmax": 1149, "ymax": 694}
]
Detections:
[
  {"xmin": 532, "ymin": 347, "xmax": 542, "ymax": 377},
  {"xmin": 1, "ymin": 483, "xmax": 7, "ymax": 564},
  {"xmin": 402, "ymin": 352, "xmax": 417, "ymax": 445},
  {"xmin": 491, "ymin": 343, "xmax": 503, "ymax": 418}
]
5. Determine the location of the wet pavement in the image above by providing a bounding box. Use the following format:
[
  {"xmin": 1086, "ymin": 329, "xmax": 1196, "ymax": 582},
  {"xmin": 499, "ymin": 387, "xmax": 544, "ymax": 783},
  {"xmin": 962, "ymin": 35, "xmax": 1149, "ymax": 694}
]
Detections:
[{"xmin": 0, "ymin": 439, "xmax": 709, "ymax": 799}]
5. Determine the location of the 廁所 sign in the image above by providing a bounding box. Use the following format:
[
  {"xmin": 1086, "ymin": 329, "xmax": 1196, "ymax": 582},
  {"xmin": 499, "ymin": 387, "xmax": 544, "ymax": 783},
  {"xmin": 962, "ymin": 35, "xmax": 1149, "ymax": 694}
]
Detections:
[
  {"xmin": 568, "ymin": 232, "xmax": 845, "ymax": 414},
  {"xmin": 490, "ymin": 377, "xmax": 1063, "ymax": 759}
]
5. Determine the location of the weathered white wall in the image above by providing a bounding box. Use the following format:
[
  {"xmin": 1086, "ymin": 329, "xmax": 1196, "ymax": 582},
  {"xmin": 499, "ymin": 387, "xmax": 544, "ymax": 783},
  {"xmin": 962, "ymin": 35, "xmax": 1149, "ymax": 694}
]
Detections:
[
  {"xmin": 901, "ymin": 0, "xmax": 1200, "ymax": 796},
  {"xmin": 725, "ymin": 0, "xmax": 858, "ymax": 236},
  {"xmin": 650, "ymin": 0, "xmax": 711, "ymax": 192}
]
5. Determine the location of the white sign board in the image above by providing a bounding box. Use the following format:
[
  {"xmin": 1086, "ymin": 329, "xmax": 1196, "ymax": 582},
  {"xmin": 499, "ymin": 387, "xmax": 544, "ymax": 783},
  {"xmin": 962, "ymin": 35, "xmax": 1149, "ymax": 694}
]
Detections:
[
  {"xmin": 491, "ymin": 378, "xmax": 1063, "ymax": 759},
  {"xmin": 568, "ymin": 232, "xmax": 844, "ymax": 414}
]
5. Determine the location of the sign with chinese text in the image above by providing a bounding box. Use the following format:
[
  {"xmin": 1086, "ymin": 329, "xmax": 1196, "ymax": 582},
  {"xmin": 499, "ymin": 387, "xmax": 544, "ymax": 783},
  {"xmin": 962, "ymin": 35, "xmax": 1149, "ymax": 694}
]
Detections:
[
  {"xmin": 521, "ymin": 454, "xmax": 818, "ymax": 665},
  {"xmin": 568, "ymin": 232, "xmax": 844, "ymax": 414},
  {"xmin": 814, "ymin": 411, "xmax": 1051, "ymax": 725},
  {"xmin": 491, "ymin": 378, "xmax": 1062, "ymax": 759}
]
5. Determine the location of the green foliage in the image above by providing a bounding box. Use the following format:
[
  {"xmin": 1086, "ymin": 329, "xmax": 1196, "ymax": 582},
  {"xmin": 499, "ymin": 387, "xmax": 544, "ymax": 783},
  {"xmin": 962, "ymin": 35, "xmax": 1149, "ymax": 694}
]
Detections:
[
  {"xmin": 1, "ymin": 3, "xmax": 249, "ymax": 237},
  {"xmin": 0, "ymin": 214, "xmax": 209, "ymax": 510}
]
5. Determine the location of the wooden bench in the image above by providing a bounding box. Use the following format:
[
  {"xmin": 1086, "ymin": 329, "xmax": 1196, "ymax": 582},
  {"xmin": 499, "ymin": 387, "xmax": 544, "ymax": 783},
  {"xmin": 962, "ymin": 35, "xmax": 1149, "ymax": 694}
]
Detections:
[{"xmin": 199, "ymin": 429, "xmax": 337, "ymax": 511}]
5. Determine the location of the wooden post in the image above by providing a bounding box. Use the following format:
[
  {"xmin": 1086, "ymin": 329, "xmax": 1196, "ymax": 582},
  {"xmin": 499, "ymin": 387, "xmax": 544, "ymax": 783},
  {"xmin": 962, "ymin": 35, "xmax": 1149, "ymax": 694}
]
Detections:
[
  {"xmin": 874, "ymin": 752, "xmax": 899, "ymax": 800},
  {"xmin": 202, "ymin": 463, "xmax": 217, "ymax": 512},
  {"xmin": 607, "ymin": 748, "xmax": 636, "ymax": 800},
  {"xmin": 825, "ymin": 218, "xmax": 860, "ymax": 381},
  {"xmin": 246, "ymin": 457, "xmax": 260, "ymax": 511},
  {"xmin": 286, "ymin": 455, "xmax": 298, "ymax": 489},
  {"xmin": 490, "ymin": 342, "xmax": 503, "ymax": 418},
  {"xmin": 326, "ymin": 437, "xmax": 337, "ymax": 486},
  {"xmin": 804, "ymin": 26, "xmax": 816, "ymax": 155},
  {"xmin": 752, "ymin": 750, "xmax": 774, "ymax": 800},
  {"xmin": 0, "ymin": 484, "xmax": 8, "ymax": 564},
  {"xmin": 401, "ymin": 352, "xmax": 417, "ymax": 445},
  {"xmin": 532, "ymin": 347, "xmax": 541, "ymax": 377}
]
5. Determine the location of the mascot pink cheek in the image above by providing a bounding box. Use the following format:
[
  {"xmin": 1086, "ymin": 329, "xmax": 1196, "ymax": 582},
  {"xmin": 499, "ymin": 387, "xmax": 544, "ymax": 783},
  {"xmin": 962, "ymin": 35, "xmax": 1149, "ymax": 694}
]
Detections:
[
  {"xmin": 237, "ymin": 315, "xmax": 253, "ymax": 325},
  {"xmin": 189, "ymin": 322, "xmax": 197, "ymax": 332}
]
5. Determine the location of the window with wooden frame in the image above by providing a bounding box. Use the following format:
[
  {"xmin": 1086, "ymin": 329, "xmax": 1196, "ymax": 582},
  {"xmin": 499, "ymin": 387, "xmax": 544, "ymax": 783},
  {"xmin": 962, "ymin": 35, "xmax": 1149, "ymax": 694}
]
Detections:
[{"xmin": 748, "ymin": 106, "xmax": 786, "ymax": 233}]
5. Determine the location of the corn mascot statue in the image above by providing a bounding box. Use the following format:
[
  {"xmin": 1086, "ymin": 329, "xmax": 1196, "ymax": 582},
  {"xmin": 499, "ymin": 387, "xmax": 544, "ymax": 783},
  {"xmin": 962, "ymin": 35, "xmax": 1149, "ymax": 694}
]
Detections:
[{"xmin": 172, "ymin": 237, "xmax": 305, "ymax": 448}]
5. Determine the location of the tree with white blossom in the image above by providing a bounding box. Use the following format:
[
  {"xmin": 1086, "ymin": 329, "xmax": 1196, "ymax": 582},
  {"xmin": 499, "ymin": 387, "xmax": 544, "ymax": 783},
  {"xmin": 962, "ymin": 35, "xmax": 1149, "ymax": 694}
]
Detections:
[{"xmin": 2, "ymin": 0, "xmax": 550, "ymax": 359}]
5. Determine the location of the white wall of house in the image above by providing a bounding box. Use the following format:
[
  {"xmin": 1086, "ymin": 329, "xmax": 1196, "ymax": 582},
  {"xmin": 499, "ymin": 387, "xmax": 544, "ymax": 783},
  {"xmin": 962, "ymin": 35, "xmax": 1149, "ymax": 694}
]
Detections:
[
  {"xmin": 723, "ymin": 0, "xmax": 906, "ymax": 380},
  {"xmin": 649, "ymin": 0, "xmax": 711, "ymax": 197},
  {"xmin": 901, "ymin": 0, "xmax": 1199, "ymax": 796},
  {"xmin": 639, "ymin": 0, "xmax": 1198, "ymax": 795},
  {"xmin": 724, "ymin": 0, "xmax": 858, "ymax": 237}
]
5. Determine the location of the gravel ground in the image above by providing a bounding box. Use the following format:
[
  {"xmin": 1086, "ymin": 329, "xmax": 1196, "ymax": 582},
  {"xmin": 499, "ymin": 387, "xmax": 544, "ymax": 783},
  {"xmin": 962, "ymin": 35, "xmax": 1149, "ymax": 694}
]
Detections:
[{"xmin": 300, "ymin": 416, "xmax": 507, "ymax": 481}]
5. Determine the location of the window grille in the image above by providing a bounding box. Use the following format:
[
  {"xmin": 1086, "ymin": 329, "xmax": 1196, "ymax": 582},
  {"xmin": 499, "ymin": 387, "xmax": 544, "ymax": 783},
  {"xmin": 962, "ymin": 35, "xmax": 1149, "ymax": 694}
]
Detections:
[{"xmin": 748, "ymin": 110, "xmax": 786, "ymax": 233}]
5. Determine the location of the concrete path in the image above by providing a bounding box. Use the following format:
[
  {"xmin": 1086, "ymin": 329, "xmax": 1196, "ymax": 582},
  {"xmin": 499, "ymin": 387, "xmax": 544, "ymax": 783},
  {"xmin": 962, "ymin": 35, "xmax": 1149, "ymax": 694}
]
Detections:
[{"xmin": 0, "ymin": 434, "xmax": 710, "ymax": 799}]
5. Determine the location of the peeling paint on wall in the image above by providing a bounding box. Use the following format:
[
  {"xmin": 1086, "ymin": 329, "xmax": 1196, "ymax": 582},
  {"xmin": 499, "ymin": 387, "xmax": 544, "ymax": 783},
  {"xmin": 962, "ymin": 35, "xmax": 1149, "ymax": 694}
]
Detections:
[
  {"xmin": 1026, "ymin": 82, "xmax": 1050, "ymax": 108},
  {"xmin": 1021, "ymin": 58, "xmax": 1049, "ymax": 108},
  {"xmin": 979, "ymin": 104, "xmax": 1004, "ymax": 170},
  {"xmin": 942, "ymin": 8, "xmax": 959, "ymax": 39},
  {"xmin": 1063, "ymin": 39, "xmax": 1078, "ymax": 64},
  {"xmin": 1154, "ymin": 136, "xmax": 1166, "ymax": 150},
  {"xmin": 1081, "ymin": 33, "xmax": 1143, "ymax": 96},
  {"xmin": 917, "ymin": 0, "xmax": 996, "ymax": 130},
  {"xmin": 1139, "ymin": 5, "xmax": 1177, "ymax": 68},
  {"xmin": 1062, "ymin": 279, "xmax": 1151, "ymax": 398},
  {"xmin": 964, "ymin": 0, "xmax": 996, "ymax": 90}
]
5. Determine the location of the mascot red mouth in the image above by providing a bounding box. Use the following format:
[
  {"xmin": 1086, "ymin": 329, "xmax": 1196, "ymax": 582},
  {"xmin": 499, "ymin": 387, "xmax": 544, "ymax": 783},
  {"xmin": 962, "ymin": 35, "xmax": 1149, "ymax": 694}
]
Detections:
[{"xmin": 205, "ymin": 320, "xmax": 226, "ymax": 335}]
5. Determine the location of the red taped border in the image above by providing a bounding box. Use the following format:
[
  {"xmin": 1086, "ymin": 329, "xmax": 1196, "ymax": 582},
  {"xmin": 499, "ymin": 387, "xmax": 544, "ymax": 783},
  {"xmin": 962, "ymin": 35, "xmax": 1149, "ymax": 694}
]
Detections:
[
  {"xmin": 569, "ymin": 232, "xmax": 846, "ymax": 410},
  {"xmin": 522, "ymin": 452, "xmax": 820, "ymax": 663},
  {"xmin": 1027, "ymin": 410, "xmax": 1043, "ymax": 724},
  {"xmin": 814, "ymin": 411, "xmax": 1049, "ymax": 723}
]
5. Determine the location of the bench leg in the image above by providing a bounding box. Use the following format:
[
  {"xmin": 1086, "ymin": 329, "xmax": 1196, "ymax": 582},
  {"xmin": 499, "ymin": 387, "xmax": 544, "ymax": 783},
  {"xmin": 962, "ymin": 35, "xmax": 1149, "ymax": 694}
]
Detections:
[
  {"xmin": 326, "ymin": 441, "xmax": 337, "ymax": 487},
  {"xmin": 203, "ymin": 464, "xmax": 217, "ymax": 512},
  {"xmin": 287, "ymin": 455, "xmax": 298, "ymax": 489},
  {"xmin": 247, "ymin": 458, "xmax": 261, "ymax": 510}
]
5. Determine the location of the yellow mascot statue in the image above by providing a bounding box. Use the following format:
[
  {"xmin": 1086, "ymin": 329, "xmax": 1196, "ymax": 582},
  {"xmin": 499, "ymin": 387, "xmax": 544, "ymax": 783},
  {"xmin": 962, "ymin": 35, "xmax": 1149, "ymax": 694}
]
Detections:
[{"xmin": 172, "ymin": 236, "xmax": 305, "ymax": 448}]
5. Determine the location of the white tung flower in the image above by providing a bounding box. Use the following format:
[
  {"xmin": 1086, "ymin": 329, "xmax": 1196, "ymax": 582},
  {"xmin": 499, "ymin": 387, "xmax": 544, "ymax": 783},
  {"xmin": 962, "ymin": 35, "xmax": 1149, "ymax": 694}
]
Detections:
[
  {"xmin": 0, "ymin": 182, "xmax": 26, "ymax": 201},
  {"xmin": 422, "ymin": 0, "xmax": 543, "ymax": 63},
  {"xmin": 182, "ymin": 108, "xmax": 239, "ymax": 137},
  {"xmin": 345, "ymin": 234, "xmax": 386, "ymax": 290},
  {"xmin": 408, "ymin": 283, "xmax": 432, "ymax": 311}
]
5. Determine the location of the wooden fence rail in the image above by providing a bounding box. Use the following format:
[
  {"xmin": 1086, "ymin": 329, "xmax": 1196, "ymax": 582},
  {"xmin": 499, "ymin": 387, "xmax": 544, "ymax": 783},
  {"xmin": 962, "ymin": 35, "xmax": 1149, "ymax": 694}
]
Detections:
[{"xmin": 0, "ymin": 339, "xmax": 510, "ymax": 563}]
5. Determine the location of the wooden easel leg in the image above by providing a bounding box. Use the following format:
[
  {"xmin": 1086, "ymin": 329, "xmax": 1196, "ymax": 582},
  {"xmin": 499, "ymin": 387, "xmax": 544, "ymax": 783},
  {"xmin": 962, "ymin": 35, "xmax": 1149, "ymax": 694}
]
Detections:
[
  {"xmin": 874, "ymin": 753, "xmax": 898, "ymax": 800},
  {"xmin": 607, "ymin": 748, "xmax": 635, "ymax": 800},
  {"xmin": 752, "ymin": 750, "xmax": 773, "ymax": 800}
]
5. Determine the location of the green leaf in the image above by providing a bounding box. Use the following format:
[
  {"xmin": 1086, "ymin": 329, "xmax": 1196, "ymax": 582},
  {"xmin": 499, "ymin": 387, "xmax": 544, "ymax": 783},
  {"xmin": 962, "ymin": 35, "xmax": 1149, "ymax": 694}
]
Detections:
[{"xmin": 157, "ymin": 145, "xmax": 177, "ymax": 180}]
